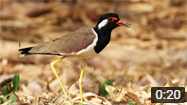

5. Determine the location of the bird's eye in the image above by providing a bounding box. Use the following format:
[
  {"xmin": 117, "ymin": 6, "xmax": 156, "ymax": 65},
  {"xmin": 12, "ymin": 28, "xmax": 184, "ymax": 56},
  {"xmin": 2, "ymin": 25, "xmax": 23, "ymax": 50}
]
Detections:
[
  {"xmin": 107, "ymin": 17, "xmax": 113, "ymax": 22},
  {"xmin": 107, "ymin": 17, "xmax": 117, "ymax": 22}
]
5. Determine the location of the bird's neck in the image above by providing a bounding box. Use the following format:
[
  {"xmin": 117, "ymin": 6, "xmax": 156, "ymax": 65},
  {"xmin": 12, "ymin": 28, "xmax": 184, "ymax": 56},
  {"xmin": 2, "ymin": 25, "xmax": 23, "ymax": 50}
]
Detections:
[
  {"xmin": 94, "ymin": 25, "xmax": 113, "ymax": 34},
  {"xmin": 93, "ymin": 27, "xmax": 112, "ymax": 37},
  {"xmin": 93, "ymin": 27, "xmax": 112, "ymax": 54}
]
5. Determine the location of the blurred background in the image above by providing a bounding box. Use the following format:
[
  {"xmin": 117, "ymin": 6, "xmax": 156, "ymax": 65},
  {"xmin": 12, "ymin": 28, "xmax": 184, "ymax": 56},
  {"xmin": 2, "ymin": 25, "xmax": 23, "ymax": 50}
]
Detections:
[{"xmin": 0, "ymin": 0, "xmax": 186, "ymax": 104}]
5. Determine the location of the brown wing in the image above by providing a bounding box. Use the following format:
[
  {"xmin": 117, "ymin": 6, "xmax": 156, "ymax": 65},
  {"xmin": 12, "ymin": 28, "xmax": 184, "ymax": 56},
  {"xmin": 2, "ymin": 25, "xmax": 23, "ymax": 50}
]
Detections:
[{"xmin": 29, "ymin": 28, "xmax": 96, "ymax": 55}]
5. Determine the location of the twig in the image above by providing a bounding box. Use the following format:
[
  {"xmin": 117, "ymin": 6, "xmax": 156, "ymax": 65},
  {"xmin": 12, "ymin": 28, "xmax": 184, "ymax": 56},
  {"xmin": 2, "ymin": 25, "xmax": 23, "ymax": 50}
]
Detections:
[
  {"xmin": 12, "ymin": 91, "xmax": 22, "ymax": 103},
  {"xmin": 50, "ymin": 76, "xmax": 79, "ymax": 103}
]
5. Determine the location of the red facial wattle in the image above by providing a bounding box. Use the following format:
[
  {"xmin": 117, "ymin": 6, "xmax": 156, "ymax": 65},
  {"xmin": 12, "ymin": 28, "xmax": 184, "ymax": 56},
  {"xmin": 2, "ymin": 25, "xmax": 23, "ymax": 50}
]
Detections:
[{"xmin": 107, "ymin": 17, "xmax": 118, "ymax": 22}]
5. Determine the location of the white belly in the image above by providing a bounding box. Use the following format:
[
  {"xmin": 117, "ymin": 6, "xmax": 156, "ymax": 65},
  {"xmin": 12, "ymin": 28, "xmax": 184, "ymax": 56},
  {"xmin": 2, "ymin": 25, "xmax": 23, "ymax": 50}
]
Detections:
[{"xmin": 75, "ymin": 48, "xmax": 97, "ymax": 59}]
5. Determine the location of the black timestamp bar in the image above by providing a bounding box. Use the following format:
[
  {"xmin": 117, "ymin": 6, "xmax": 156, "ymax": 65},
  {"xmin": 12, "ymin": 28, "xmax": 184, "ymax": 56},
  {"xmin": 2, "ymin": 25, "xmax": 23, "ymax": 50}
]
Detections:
[{"xmin": 151, "ymin": 87, "xmax": 185, "ymax": 103}]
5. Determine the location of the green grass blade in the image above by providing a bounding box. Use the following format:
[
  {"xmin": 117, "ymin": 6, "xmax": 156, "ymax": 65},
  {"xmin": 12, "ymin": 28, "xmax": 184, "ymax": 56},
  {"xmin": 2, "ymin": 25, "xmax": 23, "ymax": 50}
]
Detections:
[
  {"xmin": 99, "ymin": 83, "xmax": 108, "ymax": 96},
  {"xmin": 105, "ymin": 79, "xmax": 119, "ymax": 91},
  {"xmin": 2, "ymin": 86, "xmax": 8, "ymax": 96},
  {"xmin": 8, "ymin": 93, "xmax": 17, "ymax": 103},
  {"xmin": 0, "ymin": 97, "xmax": 5, "ymax": 104},
  {"xmin": 104, "ymin": 93, "xmax": 110, "ymax": 97},
  {"xmin": 129, "ymin": 102, "xmax": 133, "ymax": 105},
  {"xmin": 13, "ymin": 73, "xmax": 20, "ymax": 91},
  {"xmin": 105, "ymin": 79, "xmax": 114, "ymax": 86}
]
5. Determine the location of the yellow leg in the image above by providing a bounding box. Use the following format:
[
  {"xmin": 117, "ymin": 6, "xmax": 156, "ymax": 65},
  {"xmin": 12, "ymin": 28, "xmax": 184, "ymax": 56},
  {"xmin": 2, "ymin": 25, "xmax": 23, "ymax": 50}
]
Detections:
[
  {"xmin": 50, "ymin": 57, "xmax": 68, "ymax": 98},
  {"xmin": 79, "ymin": 66, "xmax": 85, "ymax": 105}
]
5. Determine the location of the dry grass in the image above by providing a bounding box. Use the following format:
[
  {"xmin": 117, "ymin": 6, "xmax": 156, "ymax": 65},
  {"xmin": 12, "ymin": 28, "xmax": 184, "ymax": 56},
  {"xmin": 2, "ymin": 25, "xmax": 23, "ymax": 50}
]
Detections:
[{"xmin": 0, "ymin": 0, "xmax": 186, "ymax": 105}]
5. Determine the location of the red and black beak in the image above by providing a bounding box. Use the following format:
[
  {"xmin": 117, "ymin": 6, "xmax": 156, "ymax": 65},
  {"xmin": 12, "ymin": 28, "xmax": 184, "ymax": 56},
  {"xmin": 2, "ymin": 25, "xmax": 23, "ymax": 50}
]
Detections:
[{"xmin": 117, "ymin": 20, "xmax": 131, "ymax": 28}]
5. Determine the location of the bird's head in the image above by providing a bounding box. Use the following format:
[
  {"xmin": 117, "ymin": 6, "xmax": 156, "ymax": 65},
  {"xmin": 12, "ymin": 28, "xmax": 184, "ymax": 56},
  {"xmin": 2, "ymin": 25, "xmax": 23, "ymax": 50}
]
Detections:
[{"xmin": 95, "ymin": 13, "xmax": 131, "ymax": 31}]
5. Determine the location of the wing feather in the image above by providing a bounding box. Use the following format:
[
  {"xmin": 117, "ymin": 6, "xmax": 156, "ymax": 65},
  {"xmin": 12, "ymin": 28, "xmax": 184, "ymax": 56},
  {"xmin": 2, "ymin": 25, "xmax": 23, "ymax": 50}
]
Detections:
[{"xmin": 29, "ymin": 28, "xmax": 96, "ymax": 55}]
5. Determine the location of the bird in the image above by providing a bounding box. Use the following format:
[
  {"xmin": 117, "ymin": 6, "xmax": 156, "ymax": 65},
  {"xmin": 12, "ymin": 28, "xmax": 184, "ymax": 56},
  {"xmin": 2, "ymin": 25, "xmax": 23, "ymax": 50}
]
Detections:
[{"xmin": 19, "ymin": 13, "xmax": 131, "ymax": 104}]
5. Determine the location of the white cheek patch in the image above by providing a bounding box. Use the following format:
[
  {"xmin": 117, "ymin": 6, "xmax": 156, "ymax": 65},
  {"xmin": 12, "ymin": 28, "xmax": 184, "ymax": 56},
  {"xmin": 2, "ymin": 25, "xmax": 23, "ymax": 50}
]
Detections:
[{"xmin": 98, "ymin": 19, "xmax": 108, "ymax": 29}]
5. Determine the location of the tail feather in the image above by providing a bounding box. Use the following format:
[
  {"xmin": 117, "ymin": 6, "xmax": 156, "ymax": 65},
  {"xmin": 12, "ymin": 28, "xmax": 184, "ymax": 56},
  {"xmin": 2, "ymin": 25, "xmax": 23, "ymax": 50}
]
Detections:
[
  {"xmin": 18, "ymin": 47, "xmax": 62, "ymax": 57},
  {"xmin": 18, "ymin": 47, "xmax": 33, "ymax": 56}
]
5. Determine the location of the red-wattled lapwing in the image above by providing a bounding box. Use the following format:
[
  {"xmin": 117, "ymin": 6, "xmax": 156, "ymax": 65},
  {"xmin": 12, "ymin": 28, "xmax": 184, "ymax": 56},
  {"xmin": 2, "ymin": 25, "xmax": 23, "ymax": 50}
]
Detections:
[{"xmin": 19, "ymin": 13, "xmax": 131, "ymax": 104}]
